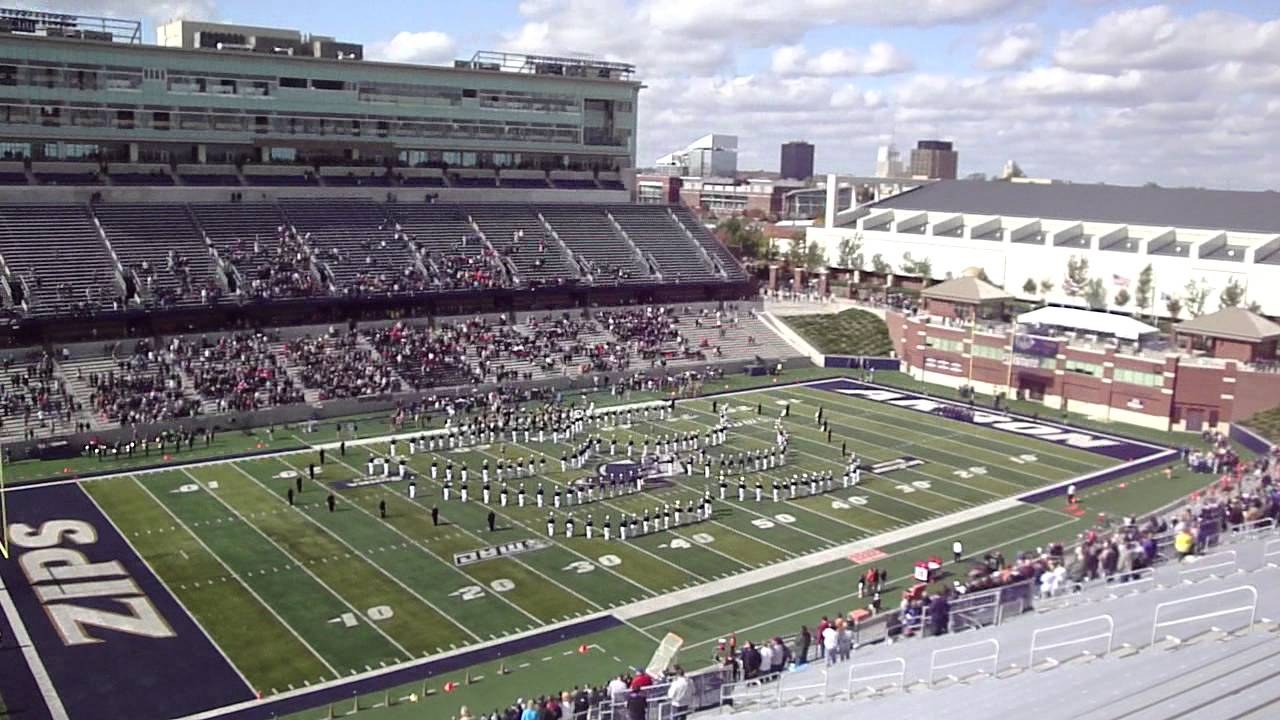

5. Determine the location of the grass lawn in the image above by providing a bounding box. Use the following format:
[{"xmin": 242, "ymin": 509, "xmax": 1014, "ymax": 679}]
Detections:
[
  {"xmin": 1243, "ymin": 404, "xmax": 1280, "ymax": 444},
  {"xmin": 778, "ymin": 308, "xmax": 893, "ymax": 356}
]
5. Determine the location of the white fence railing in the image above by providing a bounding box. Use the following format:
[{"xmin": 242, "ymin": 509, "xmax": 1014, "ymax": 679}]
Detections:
[
  {"xmin": 1150, "ymin": 585, "xmax": 1259, "ymax": 646},
  {"xmin": 1028, "ymin": 614, "xmax": 1115, "ymax": 666},
  {"xmin": 928, "ymin": 639, "xmax": 1000, "ymax": 685},
  {"xmin": 847, "ymin": 658, "xmax": 906, "ymax": 693}
]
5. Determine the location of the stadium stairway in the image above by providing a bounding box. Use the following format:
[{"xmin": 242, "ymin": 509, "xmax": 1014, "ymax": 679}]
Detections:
[
  {"xmin": 708, "ymin": 531, "xmax": 1280, "ymax": 720},
  {"xmin": 269, "ymin": 341, "xmax": 323, "ymax": 404},
  {"xmin": 58, "ymin": 355, "xmax": 134, "ymax": 432}
]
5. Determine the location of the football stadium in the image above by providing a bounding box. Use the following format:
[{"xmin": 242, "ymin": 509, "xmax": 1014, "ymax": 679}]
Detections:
[{"xmin": 0, "ymin": 6, "xmax": 1279, "ymax": 720}]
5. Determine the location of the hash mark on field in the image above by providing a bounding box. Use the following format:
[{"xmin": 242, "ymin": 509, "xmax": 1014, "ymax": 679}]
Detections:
[
  {"xmin": 540, "ymin": 656, "xmax": 553, "ymax": 662},
  {"xmin": 518, "ymin": 662, "xmax": 531, "ymax": 669}
]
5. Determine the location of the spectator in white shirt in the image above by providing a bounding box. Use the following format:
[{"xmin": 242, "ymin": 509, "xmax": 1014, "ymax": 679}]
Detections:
[
  {"xmin": 666, "ymin": 667, "xmax": 692, "ymax": 720},
  {"xmin": 822, "ymin": 623, "xmax": 839, "ymax": 665}
]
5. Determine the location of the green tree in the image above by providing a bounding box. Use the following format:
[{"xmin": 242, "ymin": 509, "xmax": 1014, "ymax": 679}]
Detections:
[
  {"xmin": 1039, "ymin": 278, "xmax": 1054, "ymax": 294},
  {"xmin": 786, "ymin": 237, "xmax": 805, "ymax": 267},
  {"xmin": 1219, "ymin": 278, "xmax": 1245, "ymax": 308},
  {"xmin": 1165, "ymin": 295, "xmax": 1182, "ymax": 320},
  {"xmin": 1022, "ymin": 278, "xmax": 1037, "ymax": 295},
  {"xmin": 1247, "ymin": 301, "xmax": 1263, "ymax": 314},
  {"xmin": 900, "ymin": 252, "xmax": 932, "ymax": 278},
  {"xmin": 1184, "ymin": 278, "xmax": 1210, "ymax": 317},
  {"xmin": 837, "ymin": 235, "xmax": 864, "ymax": 269},
  {"xmin": 1065, "ymin": 255, "xmax": 1089, "ymax": 297},
  {"xmin": 1135, "ymin": 264, "xmax": 1154, "ymax": 314},
  {"xmin": 1114, "ymin": 288, "xmax": 1130, "ymax": 307},
  {"xmin": 871, "ymin": 254, "xmax": 892, "ymax": 275},
  {"xmin": 803, "ymin": 240, "xmax": 827, "ymax": 272},
  {"xmin": 1084, "ymin": 278, "xmax": 1107, "ymax": 309}
]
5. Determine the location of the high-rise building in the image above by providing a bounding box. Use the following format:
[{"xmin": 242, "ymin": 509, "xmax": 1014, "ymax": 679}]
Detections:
[
  {"xmin": 875, "ymin": 144, "xmax": 903, "ymax": 178},
  {"xmin": 779, "ymin": 141, "xmax": 814, "ymax": 180},
  {"xmin": 909, "ymin": 140, "xmax": 958, "ymax": 179},
  {"xmin": 656, "ymin": 134, "xmax": 738, "ymax": 178}
]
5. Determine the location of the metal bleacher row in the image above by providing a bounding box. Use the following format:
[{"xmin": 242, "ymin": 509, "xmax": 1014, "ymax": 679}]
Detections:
[
  {"xmin": 705, "ymin": 525, "xmax": 1280, "ymax": 720},
  {"xmin": 0, "ymin": 200, "xmax": 749, "ymax": 317}
]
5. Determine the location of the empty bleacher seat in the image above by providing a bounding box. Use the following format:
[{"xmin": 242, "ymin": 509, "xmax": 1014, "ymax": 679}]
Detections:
[
  {"xmin": 466, "ymin": 203, "xmax": 575, "ymax": 285},
  {"xmin": 608, "ymin": 205, "xmax": 719, "ymax": 283},
  {"xmin": 94, "ymin": 204, "xmax": 218, "ymax": 307},
  {"xmin": 539, "ymin": 206, "xmax": 649, "ymax": 283},
  {"xmin": 282, "ymin": 198, "xmax": 426, "ymax": 295},
  {"xmin": 0, "ymin": 204, "xmax": 120, "ymax": 315}
]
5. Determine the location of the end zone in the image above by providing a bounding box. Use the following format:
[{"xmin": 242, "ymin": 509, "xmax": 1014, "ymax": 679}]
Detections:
[{"xmin": 0, "ymin": 482, "xmax": 254, "ymax": 719}]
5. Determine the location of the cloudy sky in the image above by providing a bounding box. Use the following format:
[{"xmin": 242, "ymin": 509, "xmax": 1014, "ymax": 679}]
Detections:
[{"xmin": 29, "ymin": 0, "xmax": 1280, "ymax": 189}]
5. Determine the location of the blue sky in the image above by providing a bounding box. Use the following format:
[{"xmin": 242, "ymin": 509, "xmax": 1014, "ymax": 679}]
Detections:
[{"xmin": 34, "ymin": 0, "xmax": 1280, "ymax": 188}]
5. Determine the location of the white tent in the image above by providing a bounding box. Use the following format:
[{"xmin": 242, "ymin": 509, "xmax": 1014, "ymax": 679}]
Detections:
[{"xmin": 1015, "ymin": 306, "xmax": 1160, "ymax": 341}]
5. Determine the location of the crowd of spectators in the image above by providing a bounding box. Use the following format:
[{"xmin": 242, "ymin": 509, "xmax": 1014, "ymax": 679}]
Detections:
[
  {"xmin": 87, "ymin": 340, "xmax": 198, "ymax": 425},
  {"xmin": 287, "ymin": 329, "xmax": 402, "ymax": 401},
  {"xmin": 226, "ymin": 229, "xmax": 323, "ymax": 300},
  {"xmin": 0, "ymin": 351, "xmax": 80, "ymax": 439},
  {"xmin": 169, "ymin": 332, "xmax": 304, "ymax": 412}
]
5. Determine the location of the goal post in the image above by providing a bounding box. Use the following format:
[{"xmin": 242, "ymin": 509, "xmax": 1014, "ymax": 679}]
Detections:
[{"xmin": 0, "ymin": 442, "xmax": 7, "ymax": 559}]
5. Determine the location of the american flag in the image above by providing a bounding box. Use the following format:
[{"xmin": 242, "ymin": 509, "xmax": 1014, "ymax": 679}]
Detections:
[{"xmin": 1112, "ymin": 274, "xmax": 1131, "ymax": 287}]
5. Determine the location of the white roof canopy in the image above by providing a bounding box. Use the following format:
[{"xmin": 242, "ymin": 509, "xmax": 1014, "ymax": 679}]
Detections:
[{"xmin": 1016, "ymin": 306, "xmax": 1160, "ymax": 341}]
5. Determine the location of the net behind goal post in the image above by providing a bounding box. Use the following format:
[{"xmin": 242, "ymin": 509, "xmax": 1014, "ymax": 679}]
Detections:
[{"xmin": 645, "ymin": 632, "xmax": 684, "ymax": 678}]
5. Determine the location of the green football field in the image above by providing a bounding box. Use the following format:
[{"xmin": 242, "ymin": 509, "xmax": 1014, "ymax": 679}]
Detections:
[{"xmin": 3, "ymin": 374, "xmax": 1222, "ymax": 720}]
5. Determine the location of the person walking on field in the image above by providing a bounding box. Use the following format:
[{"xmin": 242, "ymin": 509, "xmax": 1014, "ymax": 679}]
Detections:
[{"xmin": 953, "ymin": 539, "xmax": 964, "ymax": 564}]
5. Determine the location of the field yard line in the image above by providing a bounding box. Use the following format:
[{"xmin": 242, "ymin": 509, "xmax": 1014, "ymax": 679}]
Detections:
[
  {"xmin": 330, "ymin": 439, "xmax": 658, "ymax": 603},
  {"xmin": 0, "ymin": 567, "xmax": 70, "ymax": 720},
  {"xmin": 677, "ymin": 513, "xmax": 1082, "ymax": 651},
  {"xmin": 225, "ymin": 464, "xmax": 490, "ymax": 641},
  {"xmin": 633, "ymin": 503, "xmax": 1049, "ymax": 631},
  {"xmin": 176, "ymin": 468, "xmax": 414, "ymax": 659},
  {"xmin": 662, "ymin": 406, "xmax": 907, "ymax": 532},
  {"xmin": 784, "ymin": 416, "xmax": 1006, "ymax": 502},
  {"xmin": 767, "ymin": 401, "xmax": 1011, "ymax": 504},
  {"xmin": 517, "ymin": 432, "xmax": 803, "ymax": 561},
  {"xmin": 278, "ymin": 453, "xmax": 596, "ymax": 625},
  {"xmin": 457, "ymin": 442, "xmax": 718, "ymax": 584},
  {"xmin": 658, "ymin": 402, "xmax": 917, "ymax": 525},
  {"xmin": 698, "ymin": 409, "xmax": 951, "ymax": 519},
  {"xmin": 618, "ymin": 492, "xmax": 1019, "ymax": 624},
  {"xmin": 129, "ymin": 475, "xmax": 341, "ymax": 679},
  {"xmin": 783, "ymin": 386, "xmax": 1076, "ymax": 488},
  {"xmin": 271, "ymin": 456, "xmax": 547, "ymax": 627},
  {"xmin": 788, "ymin": 385, "xmax": 1103, "ymax": 473},
  {"xmin": 78, "ymin": 481, "xmax": 257, "ymax": 695}
]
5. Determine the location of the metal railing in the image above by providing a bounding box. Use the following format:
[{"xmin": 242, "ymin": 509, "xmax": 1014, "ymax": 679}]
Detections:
[
  {"xmin": 847, "ymin": 658, "xmax": 905, "ymax": 694},
  {"xmin": 1177, "ymin": 549, "xmax": 1239, "ymax": 583},
  {"xmin": 928, "ymin": 638, "xmax": 1000, "ymax": 685},
  {"xmin": 1149, "ymin": 585, "xmax": 1259, "ymax": 646},
  {"xmin": 1028, "ymin": 614, "xmax": 1115, "ymax": 666}
]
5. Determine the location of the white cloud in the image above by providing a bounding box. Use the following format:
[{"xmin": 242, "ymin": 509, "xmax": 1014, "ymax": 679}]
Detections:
[
  {"xmin": 975, "ymin": 24, "xmax": 1041, "ymax": 70},
  {"xmin": 772, "ymin": 42, "xmax": 913, "ymax": 77},
  {"xmin": 1054, "ymin": 5, "xmax": 1280, "ymax": 73},
  {"xmin": 367, "ymin": 31, "xmax": 456, "ymax": 65}
]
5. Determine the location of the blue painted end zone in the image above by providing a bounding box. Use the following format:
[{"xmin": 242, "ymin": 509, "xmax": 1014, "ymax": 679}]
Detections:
[
  {"xmin": 208, "ymin": 615, "xmax": 623, "ymax": 720},
  {"xmin": 0, "ymin": 597, "xmax": 54, "ymax": 720},
  {"xmin": 806, "ymin": 378, "xmax": 1175, "ymax": 503},
  {"xmin": 808, "ymin": 378, "xmax": 1166, "ymax": 461},
  {"xmin": 0, "ymin": 483, "xmax": 254, "ymax": 719}
]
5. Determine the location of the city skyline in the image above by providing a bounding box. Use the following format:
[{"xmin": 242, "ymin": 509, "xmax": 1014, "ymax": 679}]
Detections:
[{"xmin": 25, "ymin": 0, "xmax": 1280, "ymax": 189}]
